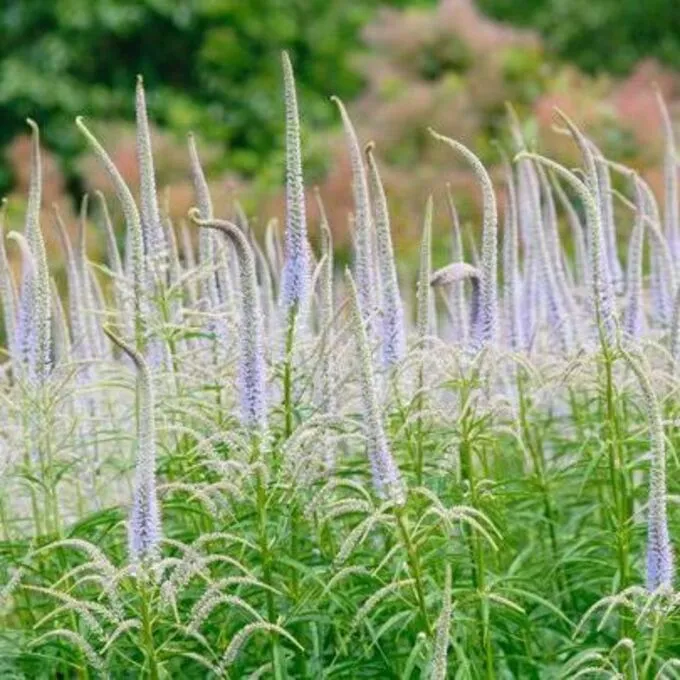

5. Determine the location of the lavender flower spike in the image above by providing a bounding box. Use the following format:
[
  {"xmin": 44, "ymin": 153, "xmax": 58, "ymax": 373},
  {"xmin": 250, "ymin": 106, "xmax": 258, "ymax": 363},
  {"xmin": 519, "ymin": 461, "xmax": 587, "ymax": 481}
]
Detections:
[
  {"xmin": 429, "ymin": 129, "xmax": 498, "ymax": 349},
  {"xmin": 0, "ymin": 201, "xmax": 18, "ymax": 370},
  {"xmin": 190, "ymin": 211, "xmax": 267, "ymax": 432},
  {"xmin": 621, "ymin": 348, "xmax": 674, "ymax": 591},
  {"xmin": 280, "ymin": 52, "xmax": 310, "ymax": 311},
  {"xmin": 345, "ymin": 269, "xmax": 405, "ymax": 506},
  {"xmin": 135, "ymin": 75, "xmax": 166, "ymax": 260},
  {"xmin": 623, "ymin": 177, "xmax": 645, "ymax": 339},
  {"xmin": 9, "ymin": 231, "xmax": 37, "ymax": 374},
  {"xmin": 656, "ymin": 86, "xmax": 680, "ymax": 261},
  {"xmin": 104, "ymin": 327, "xmax": 161, "ymax": 563},
  {"xmin": 365, "ymin": 143, "xmax": 405, "ymax": 367},
  {"xmin": 24, "ymin": 120, "xmax": 52, "ymax": 384},
  {"xmin": 517, "ymin": 150, "xmax": 616, "ymax": 345},
  {"xmin": 416, "ymin": 196, "xmax": 434, "ymax": 341},
  {"xmin": 332, "ymin": 97, "xmax": 376, "ymax": 330},
  {"xmin": 188, "ymin": 133, "xmax": 223, "ymax": 324},
  {"xmin": 315, "ymin": 188, "xmax": 336, "ymax": 414},
  {"xmin": 76, "ymin": 117, "xmax": 146, "ymax": 342},
  {"xmin": 499, "ymin": 159, "xmax": 524, "ymax": 351}
]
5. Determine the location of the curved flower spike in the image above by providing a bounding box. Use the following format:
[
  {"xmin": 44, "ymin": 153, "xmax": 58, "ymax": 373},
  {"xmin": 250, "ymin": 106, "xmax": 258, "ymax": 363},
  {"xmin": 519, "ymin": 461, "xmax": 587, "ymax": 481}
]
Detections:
[
  {"xmin": 345, "ymin": 269, "xmax": 405, "ymax": 505},
  {"xmin": 103, "ymin": 327, "xmax": 161, "ymax": 563},
  {"xmin": 429, "ymin": 129, "xmax": 498, "ymax": 350},
  {"xmin": 190, "ymin": 211, "xmax": 267, "ymax": 432},
  {"xmin": 332, "ymin": 97, "xmax": 376, "ymax": 330},
  {"xmin": 76, "ymin": 116, "xmax": 146, "ymax": 342}
]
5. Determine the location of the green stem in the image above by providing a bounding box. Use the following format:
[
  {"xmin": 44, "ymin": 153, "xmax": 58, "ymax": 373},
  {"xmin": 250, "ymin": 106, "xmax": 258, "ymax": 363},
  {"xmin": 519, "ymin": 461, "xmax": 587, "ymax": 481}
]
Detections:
[
  {"xmin": 395, "ymin": 509, "xmax": 432, "ymax": 636},
  {"xmin": 139, "ymin": 578, "xmax": 160, "ymax": 680},
  {"xmin": 641, "ymin": 611, "xmax": 661, "ymax": 679},
  {"xmin": 255, "ymin": 460, "xmax": 285, "ymax": 680},
  {"xmin": 459, "ymin": 402, "xmax": 493, "ymax": 678}
]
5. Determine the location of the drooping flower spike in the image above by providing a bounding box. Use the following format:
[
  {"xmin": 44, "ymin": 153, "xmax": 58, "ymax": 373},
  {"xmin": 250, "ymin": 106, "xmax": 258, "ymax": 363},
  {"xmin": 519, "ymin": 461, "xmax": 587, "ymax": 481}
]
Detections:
[
  {"xmin": 190, "ymin": 211, "xmax": 267, "ymax": 432},
  {"xmin": 332, "ymin": 97, "xmax": 376, "ymax": 331},
  {"xmin": 103, "ymin": 326, "xmax": 161, "ymax": 564},
  {"xmin": 77, "ymin": 116, "xmax": 146, "ymax": 346},
  {"xmin": 429, "ymin": 128, "xmax": 498, "ymax": 350}
]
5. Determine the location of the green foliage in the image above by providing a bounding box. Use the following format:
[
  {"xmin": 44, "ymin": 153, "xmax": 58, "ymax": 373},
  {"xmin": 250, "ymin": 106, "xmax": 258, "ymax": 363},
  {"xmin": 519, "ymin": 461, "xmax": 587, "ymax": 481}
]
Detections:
[
  {"xmin": 479, "ymin": 0, "xmax": 680, "ymax": 75},
  {"xmin": 0, "ymin": 0, "xmax": 430, "ymax": 196}
]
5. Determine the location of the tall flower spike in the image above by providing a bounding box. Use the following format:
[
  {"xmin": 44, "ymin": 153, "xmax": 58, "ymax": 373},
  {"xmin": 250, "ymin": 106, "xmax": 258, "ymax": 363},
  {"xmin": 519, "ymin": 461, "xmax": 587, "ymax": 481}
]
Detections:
[
  {"xmin": 594, "ymin": 151, "xmax": 623, "ymax": 293},
  {"xmin": 416, "ymin": 196, "xmax": 433, "ymax": 341},
  {"xmin": 9, "ymin": 231, "xmax": 38, "ymax": 375},
  {"xmin": 499, "ymin": 158, "xmax": 524, "ymax": 351},
  {"xmin": 656, "ymin": 86, "xmax": 680, "ymax": 261},
  {"xmin": 635, "ymin": 174, "xmax": 675, "ymax": 326},
  {"xmin": 365, "ymin": 143, "xmax": 405, "ymax": 366},
  {"xmin": 280, "ymin": 52, "xmax": 310, "ymax": 311},
  {"xmin": 445, "ymin": 186, "xmax": 469, "ymax": 345},
  {"xmin": 0, "ymin": 201, "xmax": 18, "ymax": 369},
  {"xmin": 524, "ymin": 157, "xmax": 574, "ymax": 353},
  {"xmin": 315, "ymin": 188, "xmax": 336, "ymax": 414},
  {"xmin": 104, "ymin": 327, "xmax": 161, "ymax": 563},
  {"xmin": 188, "ymin": 134, "xmax": 221, "ymax": 312},
  {"xmin": 190, "ymin": 212, "xmax": 267, "ymax": 432},
  {"xmin": 135, "ymin": 75, "xmax": 165, "ymax": 260},
  {"xmin": 517, "ymin": 150, "xmax": 617, "ymax": 345},
  {"xmin": 623, "ymin": 177, "xmax": 645, "ymax": 339},
  {"xmin": 429, "ymin": 129, "xmax": 498, "ymax": 349},
  {"xmin": 345, "ymin": 269, "xmax": 405, "ymax": 505},
  {"xmin": 24, "ymin": 120, "xmax": 51, "ymax": 384},
  {"xmin": 553, "ymin": 110, "xmax": 616, "ymax": 341},
  {"xmin": 621, "ymin": 348, "xmax": 674, "ymax": 591},
  {"xmin": 332, "ymin": 97, "xmax": 376, "ymax": 330},
  {"xmin": 76, "ymin": 117, "xmax": 146, "ymax": 343}
]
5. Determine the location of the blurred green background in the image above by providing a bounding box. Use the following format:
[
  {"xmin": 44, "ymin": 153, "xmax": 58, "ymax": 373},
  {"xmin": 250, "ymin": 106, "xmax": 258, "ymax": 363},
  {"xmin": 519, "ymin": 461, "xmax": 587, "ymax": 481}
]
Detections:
[{"xmin": 1, "ymin": 0, "xmax": 679, "ymax": 262}]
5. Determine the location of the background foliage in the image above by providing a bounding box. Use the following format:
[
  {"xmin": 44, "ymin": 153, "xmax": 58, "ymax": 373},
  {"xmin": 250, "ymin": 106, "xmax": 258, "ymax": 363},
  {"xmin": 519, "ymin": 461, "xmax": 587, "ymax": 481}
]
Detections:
[{"xmin": 0, "ymin": 0, "xmax": 433, "ymax": 196}]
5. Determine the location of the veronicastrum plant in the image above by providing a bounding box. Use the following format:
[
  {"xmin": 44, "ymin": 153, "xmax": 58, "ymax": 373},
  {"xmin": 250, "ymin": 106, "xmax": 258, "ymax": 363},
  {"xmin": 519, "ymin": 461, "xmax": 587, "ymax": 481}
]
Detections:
[{"xmin": 1, "ymin": 55, "xmax": 680, "ymax": 680}]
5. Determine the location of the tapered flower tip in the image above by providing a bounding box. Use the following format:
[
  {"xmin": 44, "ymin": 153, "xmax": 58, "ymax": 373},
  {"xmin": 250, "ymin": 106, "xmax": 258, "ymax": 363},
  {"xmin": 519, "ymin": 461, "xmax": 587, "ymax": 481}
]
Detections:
[
  {"xmin": 7, "ymin": 231, "xmax": 36, "ymax": 275},
  {"xmin": 26, "ymin": 118, "xmax": 39, "ymax": 134},
  {"xmin": 431, "ymin": 262, "xmax": 480, "ymax": 288}
]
